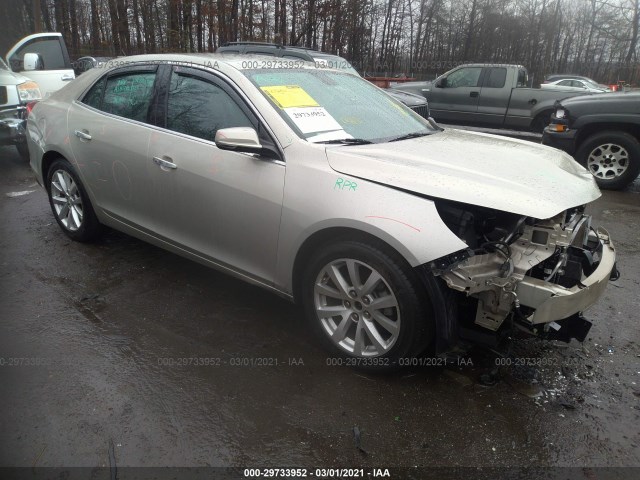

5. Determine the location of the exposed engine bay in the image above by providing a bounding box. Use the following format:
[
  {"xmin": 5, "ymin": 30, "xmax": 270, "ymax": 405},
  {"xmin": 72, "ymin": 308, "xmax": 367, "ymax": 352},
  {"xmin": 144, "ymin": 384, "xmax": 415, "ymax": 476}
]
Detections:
[{"xmin": 430, "ymin": 201, "xmax": 617, "ymax": 342}]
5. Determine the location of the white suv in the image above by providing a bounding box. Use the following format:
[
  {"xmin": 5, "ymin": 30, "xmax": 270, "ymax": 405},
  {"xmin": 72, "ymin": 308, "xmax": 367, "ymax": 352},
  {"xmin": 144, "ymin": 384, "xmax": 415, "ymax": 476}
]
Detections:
[{"xmin": 0, "ymin": 58, "xmax": 41, "ymax": 159}]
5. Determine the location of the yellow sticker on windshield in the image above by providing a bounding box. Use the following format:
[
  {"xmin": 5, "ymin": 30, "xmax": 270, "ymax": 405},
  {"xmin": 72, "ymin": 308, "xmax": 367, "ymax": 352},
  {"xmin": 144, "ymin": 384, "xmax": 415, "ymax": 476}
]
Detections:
[{"xmin": 261, "ymin": 85, "xmax": 319, "ymax": 109}]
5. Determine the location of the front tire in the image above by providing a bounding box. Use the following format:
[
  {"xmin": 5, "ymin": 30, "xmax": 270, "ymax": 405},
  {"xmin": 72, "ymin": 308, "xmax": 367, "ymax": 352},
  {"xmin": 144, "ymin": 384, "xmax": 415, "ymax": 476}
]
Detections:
[
  {"xmin": 576, "ymin": 131, "xmax": 640, "ymax": 190},
  {"xmin": 531, "ymin": 111, "xmax": 553, "ymax": 133},
  {"xmin": 46, "ymin": 158, "xmax": 102, "ymax": 242},
  {"xmin": 301, "ymin": 240, "xmax": 435, "ymax": 371}
]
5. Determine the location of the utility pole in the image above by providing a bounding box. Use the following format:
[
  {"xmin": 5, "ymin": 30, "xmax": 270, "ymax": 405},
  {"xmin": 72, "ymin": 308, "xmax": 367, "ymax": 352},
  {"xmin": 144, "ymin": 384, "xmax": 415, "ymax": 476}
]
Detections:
[{"xmin": 33, "ymin": 0, "xmax": 42, "ymax": 32}]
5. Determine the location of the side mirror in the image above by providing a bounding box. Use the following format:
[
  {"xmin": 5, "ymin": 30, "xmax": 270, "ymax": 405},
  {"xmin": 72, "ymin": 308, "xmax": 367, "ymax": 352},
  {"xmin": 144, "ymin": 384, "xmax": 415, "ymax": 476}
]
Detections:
[
  {"xmin": 215, "ymin": 127, "xmax": 262, "ymax": 153},
  {"xmin": 23, "ymin": 53, "xmax": 43, "ymax": 71},
  {"xmin": 435, "ymin": 77, "xmax": 447, "ymax": 88}
]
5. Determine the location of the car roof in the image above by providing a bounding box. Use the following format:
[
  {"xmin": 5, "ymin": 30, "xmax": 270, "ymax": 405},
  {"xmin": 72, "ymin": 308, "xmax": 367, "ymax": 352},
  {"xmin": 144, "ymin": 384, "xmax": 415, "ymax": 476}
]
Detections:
[
  {"xmin": 547, "ymin": 74, "xmax": 592, "ymax": 81},
  {"xmin": 90, "ymin": 53, "xmax": 335, "ymax": 73},
  {"xmin": 216, "ymin": 42, "xmax": 348, "ymax": 62},
  {"xmin": 449, "ymin": 63, "xmax": 526, "ymax": 69}
]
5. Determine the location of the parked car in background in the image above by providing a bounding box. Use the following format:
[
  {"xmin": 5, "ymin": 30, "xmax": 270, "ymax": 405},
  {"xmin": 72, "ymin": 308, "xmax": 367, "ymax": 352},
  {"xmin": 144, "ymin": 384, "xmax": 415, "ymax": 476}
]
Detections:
[
  {"xmin": 544, "ymin": 74, "xmax": 610, "ymax": 91},
  {"xmin": 216, "ymin": 42, "xmax": 431, "ymax": 118},
  {"xmin": 5, "ymin": 32, "xmax": 75, "ymax": 97},
  {"xmin": 542, "ymin": 92, "xmax": 640, "ymax": 190},
  {"xmin": 0, "ymin": 57, "xmax": 41, "ymax": 159},
  {"xmin": 73, "ymin": 56, "xmax": 113, "ymax": 76},
  {"xmin": 392, "ymin": 64, "xmax": 596, "ymax": 131},
  {"xmin": 541, "ymin": 78, "xmax": 609, "ymax": 93},
  {"xmin": 27, "ymin": 54, "xmax": 617, "ymax": 368}
]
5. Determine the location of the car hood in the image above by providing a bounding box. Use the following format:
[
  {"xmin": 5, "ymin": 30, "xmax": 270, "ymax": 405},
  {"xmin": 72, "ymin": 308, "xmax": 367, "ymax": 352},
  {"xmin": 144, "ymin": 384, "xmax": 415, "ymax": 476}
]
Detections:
[
  {"xmin": 560, "ymin": 91, "xmax": 640, "ymax": 108},
  {"xmin": 326, "ymin": 128, "xmax": 600, "ymax": 219},
  {"xmin": 0, "ymin": 69, "xmax": 29, "ymax": 86}
]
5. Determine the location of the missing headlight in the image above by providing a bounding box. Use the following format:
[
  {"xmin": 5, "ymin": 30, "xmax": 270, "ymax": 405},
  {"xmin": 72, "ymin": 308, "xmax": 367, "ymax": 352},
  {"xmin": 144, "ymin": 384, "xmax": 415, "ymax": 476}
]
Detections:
[{"xmin": 434, "ymin": 199, "xmax": 525, "ymax": 249}]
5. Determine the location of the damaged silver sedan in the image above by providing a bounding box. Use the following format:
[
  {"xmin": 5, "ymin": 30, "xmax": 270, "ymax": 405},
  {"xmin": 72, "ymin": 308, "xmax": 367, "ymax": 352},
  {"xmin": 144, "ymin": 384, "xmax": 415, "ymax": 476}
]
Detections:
[{"xmin": 26, "ymin": 54, "xmax": 617, "ymax": 369}]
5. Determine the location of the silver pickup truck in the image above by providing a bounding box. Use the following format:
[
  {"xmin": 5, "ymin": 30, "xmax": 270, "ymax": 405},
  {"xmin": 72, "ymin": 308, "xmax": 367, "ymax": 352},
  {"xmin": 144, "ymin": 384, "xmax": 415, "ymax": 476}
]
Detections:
[{"xmin": 392, "ymin": 64, "xmax": 594, "ymax": 132}]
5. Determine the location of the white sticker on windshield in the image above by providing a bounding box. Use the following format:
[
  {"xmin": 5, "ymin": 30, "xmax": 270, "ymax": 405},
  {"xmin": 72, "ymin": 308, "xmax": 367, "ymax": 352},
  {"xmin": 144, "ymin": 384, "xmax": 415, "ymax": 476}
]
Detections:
[
  {"xmin": 307, "ymin": 130, "xmax": 352, "ymax": 143},
  {"xmin": 284, "ymin": 107, "xmax": 343, "ymax": 134}
]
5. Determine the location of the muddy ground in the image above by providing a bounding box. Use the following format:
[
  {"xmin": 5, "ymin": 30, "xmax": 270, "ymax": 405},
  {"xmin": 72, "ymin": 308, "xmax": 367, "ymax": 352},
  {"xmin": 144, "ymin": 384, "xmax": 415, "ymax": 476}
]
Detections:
[{"xmin": 0, "ymin": 143, "xmax": 639, "ymax": 477}]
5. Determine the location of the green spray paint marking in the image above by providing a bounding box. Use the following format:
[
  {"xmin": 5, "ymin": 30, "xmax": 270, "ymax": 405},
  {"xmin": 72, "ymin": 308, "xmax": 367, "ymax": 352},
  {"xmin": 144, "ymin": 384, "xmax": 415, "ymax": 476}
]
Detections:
[{"xmin": 334, "ymin": 178, "xmax": 357, "ymax": 191}]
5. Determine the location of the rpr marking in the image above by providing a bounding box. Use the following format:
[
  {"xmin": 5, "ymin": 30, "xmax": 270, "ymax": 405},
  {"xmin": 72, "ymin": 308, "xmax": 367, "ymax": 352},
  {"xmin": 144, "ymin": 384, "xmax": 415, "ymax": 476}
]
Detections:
[{"xmin": 334, "ymin": 177, "xmax": 357, "ymax": 191}]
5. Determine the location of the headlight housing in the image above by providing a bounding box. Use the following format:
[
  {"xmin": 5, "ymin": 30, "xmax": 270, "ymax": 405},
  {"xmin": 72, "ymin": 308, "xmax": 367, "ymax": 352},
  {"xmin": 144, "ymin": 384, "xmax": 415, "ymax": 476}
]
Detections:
[
  {"xmin": 17, "ymin": 81, "xmax": 42, "ymax": 102},
  {"xmin": 555, "ymin": 108, "xmax": 566, "ymax": 119}
]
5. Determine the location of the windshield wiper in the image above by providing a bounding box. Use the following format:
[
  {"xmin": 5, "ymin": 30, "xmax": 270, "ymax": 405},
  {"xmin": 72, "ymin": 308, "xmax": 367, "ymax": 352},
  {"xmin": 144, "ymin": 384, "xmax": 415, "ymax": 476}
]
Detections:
[
  {"xmin": 314, "ymin": 138, "xmax": 374, "ymax": 145},
  {"xmin": 389, "ymin": 131, "xmax": 432, "ymax": 142}
]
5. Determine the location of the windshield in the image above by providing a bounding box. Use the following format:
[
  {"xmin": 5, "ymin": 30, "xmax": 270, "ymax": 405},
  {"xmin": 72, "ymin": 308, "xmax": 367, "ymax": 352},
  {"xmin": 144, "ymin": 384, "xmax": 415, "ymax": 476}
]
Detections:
[{"xmin": 243, "ymin": 68, "xmax": 436, "ymax": 143}]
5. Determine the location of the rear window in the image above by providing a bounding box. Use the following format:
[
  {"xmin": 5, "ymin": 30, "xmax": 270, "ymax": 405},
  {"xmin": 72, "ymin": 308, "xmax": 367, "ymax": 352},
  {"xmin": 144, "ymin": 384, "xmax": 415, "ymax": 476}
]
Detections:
[
  {"xmin": 81, "ymin": 77, "xmax": 106, "ymax": 109},
  {"xmin": 484, "ymin": 68, "xmax": 507, "ymax": 88},
  {"xmin": 81, "ymin": 72, "xmax": 156, "ymax": 123}
]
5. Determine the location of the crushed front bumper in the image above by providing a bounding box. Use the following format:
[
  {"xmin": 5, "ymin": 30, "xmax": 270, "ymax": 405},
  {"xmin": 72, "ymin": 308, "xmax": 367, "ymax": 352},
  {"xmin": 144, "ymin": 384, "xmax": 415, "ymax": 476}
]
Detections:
[
  {"xmin": 435, "ymin": 212, "xmax": 617, "ymax": 343},
  {"xmin": 0, "ymin": 106, "xmax": 27, "ymax": 146},
  {"xmin": 516, "ymin": 227, "xmax": 615, "ymax": 324}
]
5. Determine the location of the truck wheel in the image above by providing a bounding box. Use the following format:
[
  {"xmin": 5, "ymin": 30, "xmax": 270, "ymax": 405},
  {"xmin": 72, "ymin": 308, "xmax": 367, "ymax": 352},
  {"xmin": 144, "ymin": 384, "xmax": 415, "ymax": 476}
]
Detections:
[
  {"xmin": 576, "ymin": 131, "xmax": 640, "ymax": 190},
  {"xmin": 300, "ymin": 240, "xmax": 435, "ymax": 371},
  {"xmin": 16, "ymin": 142, "xmax": 29, "ymax": 161},
  {"xmin": 46, "ymin": 158, "xmax": 102, "ymax": 242},
  {"xmin": 531, "ymin": 111, "xmax": 553, "ymax": 133}
]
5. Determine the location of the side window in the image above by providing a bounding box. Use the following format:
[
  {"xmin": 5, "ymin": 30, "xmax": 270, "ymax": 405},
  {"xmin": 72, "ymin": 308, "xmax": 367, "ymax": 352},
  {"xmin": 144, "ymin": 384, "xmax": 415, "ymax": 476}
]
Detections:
[
  {"xmin": 558, "ymin": 80, "xmax": 572, "ymax": 87},
  {"xmin": 483, "ymin": 68, "xmax": 507, "ymax": 88},
  {"xmin": 167, "ymin": 73, "xmax": 253, "ymax": 142},
  {"xmin": 102, "ymin": 72, "xmax": 156, "ymax": 122},
  {"xmin": 446, "ymin": 67, "xmax": 482, "ymax": 88},
  {"xmin": 516, "ymin": 69, "xmax": 527, "ymax": 88},
  {"xmin": 82, "ymin": 77, "xmax": 106, "ymax": 109},
  {"xmin": 9, "ymin": 38, "xmax": 69, "ymax": 71}
]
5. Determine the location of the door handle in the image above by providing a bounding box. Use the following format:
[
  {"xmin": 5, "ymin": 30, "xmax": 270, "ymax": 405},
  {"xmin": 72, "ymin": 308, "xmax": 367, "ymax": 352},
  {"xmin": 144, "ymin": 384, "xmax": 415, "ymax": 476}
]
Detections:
[
  {"xmin": 74, "ymin": 129, "xmax": 92, "ymax": 141},
  {"xmin": 470, "ymin": 91, "xmax": 479, "ymax": 98},
  {"xmin": 61, "ymin": 74, "xmax": 74, "ymax": 81},
  {"xmin": 153, "ymin": 156, "xmax": 177, "ymax": 170}
]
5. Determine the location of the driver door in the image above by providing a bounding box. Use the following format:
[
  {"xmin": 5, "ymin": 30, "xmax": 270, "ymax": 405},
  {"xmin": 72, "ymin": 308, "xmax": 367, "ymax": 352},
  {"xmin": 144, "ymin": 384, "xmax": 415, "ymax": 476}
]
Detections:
[{"xmin": 428, "ymin": 66, "xmax": 483, "ymax": 122}]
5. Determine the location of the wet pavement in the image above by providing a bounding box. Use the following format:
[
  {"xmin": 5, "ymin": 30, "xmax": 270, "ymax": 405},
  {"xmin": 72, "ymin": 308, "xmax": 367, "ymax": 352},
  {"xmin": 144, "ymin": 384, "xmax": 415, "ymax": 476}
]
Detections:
[{"xmin": 0, "ymin": 144, "xmax": 639, "ymax": 474}]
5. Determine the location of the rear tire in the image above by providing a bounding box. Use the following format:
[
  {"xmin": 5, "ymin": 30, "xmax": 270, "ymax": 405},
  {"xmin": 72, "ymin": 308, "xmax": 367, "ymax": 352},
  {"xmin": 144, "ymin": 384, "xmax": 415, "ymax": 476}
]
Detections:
[
  {"xmin": 576, "ymin": 131, "xmax": 640, "ymax": 190},
  {"xmin": 46, "ymin": 158, "xmax": 102, "ymax": 242},
  {"xmin": 301, "ymin": 240, "xmax": 436, "ymax": 371}
]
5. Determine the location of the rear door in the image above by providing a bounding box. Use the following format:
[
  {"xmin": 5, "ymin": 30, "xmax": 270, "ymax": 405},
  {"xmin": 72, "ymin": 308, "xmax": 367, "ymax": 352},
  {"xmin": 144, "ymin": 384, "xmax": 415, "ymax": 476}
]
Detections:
[
  {"xmin": 476, "ymin": 66, "xmax": 509, "ymax": 126},
  {"xmin": 67, "ymin": 65, "xmax": 159, "ymax": 229},
  {"xmin": 6, "ymin": 33, "xmax": 75, "ymax": 97}
]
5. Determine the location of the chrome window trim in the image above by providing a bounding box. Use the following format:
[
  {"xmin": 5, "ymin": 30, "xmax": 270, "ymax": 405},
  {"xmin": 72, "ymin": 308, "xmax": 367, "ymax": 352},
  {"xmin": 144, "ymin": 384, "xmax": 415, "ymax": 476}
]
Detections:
[{"xmin": 72, "ymin": 100, "xmax": 286, "ymax": 166}]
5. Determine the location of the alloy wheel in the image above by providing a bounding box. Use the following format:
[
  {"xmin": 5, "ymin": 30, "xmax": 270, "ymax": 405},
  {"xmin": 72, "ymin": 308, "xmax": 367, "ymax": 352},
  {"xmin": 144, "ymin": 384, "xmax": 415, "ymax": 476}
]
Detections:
[
  {"xmin": 587, "ymin": 143, "xmax": 630, "ymax": 180},
  {"xmin": 313, "ymin": 258, "xmax": 400, "ymax": 357},
  {"xmin": 50, "ymin": 169, "xmax": 84, "ymax": 231}
]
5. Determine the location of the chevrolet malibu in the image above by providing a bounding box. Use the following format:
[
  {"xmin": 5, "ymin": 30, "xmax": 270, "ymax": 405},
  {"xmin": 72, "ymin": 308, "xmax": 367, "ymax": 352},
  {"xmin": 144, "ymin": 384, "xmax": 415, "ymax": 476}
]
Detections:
[{"xmin": 26, "ymin": 54, "xmax": 617, "ymax": 369}]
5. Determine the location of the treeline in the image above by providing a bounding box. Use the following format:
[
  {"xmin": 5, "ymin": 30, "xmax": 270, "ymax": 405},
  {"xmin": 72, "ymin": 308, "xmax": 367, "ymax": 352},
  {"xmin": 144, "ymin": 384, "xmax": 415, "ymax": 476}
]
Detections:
[{"xmin": 2, "ymin": 0, "xmax": 640, "ymax": 84}]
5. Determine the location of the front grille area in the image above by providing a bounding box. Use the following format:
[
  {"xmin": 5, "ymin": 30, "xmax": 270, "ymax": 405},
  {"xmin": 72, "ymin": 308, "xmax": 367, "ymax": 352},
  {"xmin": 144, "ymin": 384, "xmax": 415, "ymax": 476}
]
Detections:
[
  {"xmin": 0, "ymin": 86, "xmax": 7, "ymax": 106},
  {"xmin": 411, "ymin": 104, "xmax": 430, "ymax": 118}
]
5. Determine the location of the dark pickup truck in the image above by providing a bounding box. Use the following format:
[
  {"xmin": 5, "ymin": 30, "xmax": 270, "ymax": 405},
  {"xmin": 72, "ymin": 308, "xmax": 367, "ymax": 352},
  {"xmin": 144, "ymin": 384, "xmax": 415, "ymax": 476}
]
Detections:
[
  {"xmin": 392, "ymin": 64, "xmax": 594, "ymax": 132},
  {"xmin": 542, "ymin": 92, "xmax": 640, "ymax": 190}
]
